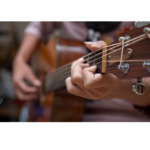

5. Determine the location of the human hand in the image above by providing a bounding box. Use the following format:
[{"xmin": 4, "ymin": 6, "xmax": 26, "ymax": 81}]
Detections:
[
  {"xmin": 65, "ymin": 41, "xmax": 131, "ymax": 100},
  {"xmin": 13, "ymin": 59, "xmax": 41, "ymax": 101}
]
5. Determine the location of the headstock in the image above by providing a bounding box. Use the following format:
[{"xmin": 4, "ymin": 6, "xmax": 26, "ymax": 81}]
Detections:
[
  {"xmin": 83, "ymin": 24, "xmax": 150, "ymax": 95},
  {"xmin": 105, "ymin": 24, "xmax": 150, "ymax": 95}
]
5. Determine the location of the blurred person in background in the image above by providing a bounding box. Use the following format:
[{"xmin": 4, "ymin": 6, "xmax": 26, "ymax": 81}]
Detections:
[{"xmin": 13, "ymin": 22, "xmax": 150, "ymax": 121}]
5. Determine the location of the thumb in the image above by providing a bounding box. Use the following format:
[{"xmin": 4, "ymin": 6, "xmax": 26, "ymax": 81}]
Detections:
[
  {"xmin": 84, "ymin": 41, "xmax": 106, "ymax": 51},
  {"xmin": 26, "ymin": 69, "xmax": 41, "ymax": 87}
]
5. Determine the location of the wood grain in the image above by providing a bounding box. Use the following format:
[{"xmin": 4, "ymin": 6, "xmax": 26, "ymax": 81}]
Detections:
[{"xmin": 106, "ymin": 25, "xmax": 150, "ymax": 79}]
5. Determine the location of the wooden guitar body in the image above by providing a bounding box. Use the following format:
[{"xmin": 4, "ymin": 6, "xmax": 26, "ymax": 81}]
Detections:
[
  {"xmin": 28, "ymin": 37, "xmax": 87, "ymax": 122},
  {"xmin": 26, "ymin": 25, "xmax": 150, "ymax": 122}
]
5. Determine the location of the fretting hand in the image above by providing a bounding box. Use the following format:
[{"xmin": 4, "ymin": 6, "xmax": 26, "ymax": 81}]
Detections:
[{"xmin": 65, "ymin": 41, "xmax": 133, "ymax": 100}]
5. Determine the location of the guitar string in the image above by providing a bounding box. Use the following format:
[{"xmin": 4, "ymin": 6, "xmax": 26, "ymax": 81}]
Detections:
[
  {"xmin": 83, "ymin": 33, "xmax": 146, "ymax": 62},
  {"xmin": 44, "ymin": 59, "xmax": 150, "ymax": 89},
  {"xmin": 47, "ymin": 60, "xmax": 150, "ymax": 85},
  {"xmin": 46, "ymin": 33, "xmax": 146, "ymax": 75},
  {"xmin": 45, "ymin": 33, "xmax": 146, "ymax": 79},
  {"xmin": 44, "ymin": 34, "xmax": 147, "ymax": 83},
  {"xmin": 52, "ymin": 33, "xmax": 146, "ymax": 76},
  {"xmin": 44, "ymin": 62, "xmax": 146, "ymax": 92},
  {"xmin": 42, "ymin": 34, "xmax": 148, "ymax": 88},
  {"xmin": 42, "ymin": 33, "xmax": 148, "ymax": 87},
  {"xmin": 86, "ymin": 35, "xmax": 146, "ymax": 65},
  {"xmin": 83, "ymin": 33, "xmax": 145, "ymax": 62}
]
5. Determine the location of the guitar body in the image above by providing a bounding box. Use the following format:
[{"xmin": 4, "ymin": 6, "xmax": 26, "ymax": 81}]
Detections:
[
  {"xmin": 25, "ymin": 25, "xmax": 150, "ymax": 122},
  {"xmin": 28, "ymin": 37, "xmax": 87, "ymax": 122}
]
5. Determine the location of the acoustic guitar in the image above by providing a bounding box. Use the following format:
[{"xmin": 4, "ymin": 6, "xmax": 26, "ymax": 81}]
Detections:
[{"xmin": 27, "ymin": 24, "xmax": 150, "ymax": 122}]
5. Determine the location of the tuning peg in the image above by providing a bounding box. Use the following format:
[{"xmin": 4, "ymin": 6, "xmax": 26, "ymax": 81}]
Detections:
[
  {"xmin": 143, "ymin": 61, "xmax": 150, "ymax": 72},
  {"xmin": 132, "ymin": 78, "xmax": 147, "ymax": 95}
]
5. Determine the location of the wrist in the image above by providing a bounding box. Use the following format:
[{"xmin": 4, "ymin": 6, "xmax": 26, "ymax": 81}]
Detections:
[{"xmin": 13, "ymin": 55, "xmax": 27, "ymax": 69}]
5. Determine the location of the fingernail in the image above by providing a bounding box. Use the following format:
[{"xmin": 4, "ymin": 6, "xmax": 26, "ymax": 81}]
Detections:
[
  {"xmin": 78, "ymin": 57, "xmax": 84, "ymax": 62},
  {"xmin": 91, "ymin": 43, "xmax": 98, "ymax": 47},
  {"xmin": 84, "ymin": 41, "xmax": 91, "ymax": 44},
  {"xmin": 34, "ymin": 80, "xmax": 41, "ymax": 86},
  {"xmin": 84, "ymin": 42, "xmax": 97, "ymax": 45}
]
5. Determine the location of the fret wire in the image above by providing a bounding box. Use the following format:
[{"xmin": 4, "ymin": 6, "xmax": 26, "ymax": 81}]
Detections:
[
  {"xmin": 45, "ymin": 33, "xmax": 147, "ymax": 83},
  {"xmin": 45, "ymin": 43, "xmax": 120, "ymax": 81},
  {"xmin": 44, "ymin": 62, "xmax": 145, "ymax": 92},
  {"xmin": 45, "ymin": 44, "xmax": 116, "ymax": 82},
  {"xmin": 87, "ymin": 35, "xmax": 146, "ymax": 66},
  {"xmin": 82, "ymin": 33, "xmax": 145, "ymax": 62},
  {"xmin": 44, "ymin": 33, "xmax": 146, "ymax": 83},
  {"xmin": 44, "ymin": 60, "xmax": 147, "ymax": 90},
  {"xmin": 83, "ymin": 34, "xmax": 145, "ymax": 62},
  {"xmin": 45, "ymin": 63, "xmax": 72, "ymax": 81},
  {"xmin": 43, "ymin": 34, "xmax": 147, "ymax": 92}
]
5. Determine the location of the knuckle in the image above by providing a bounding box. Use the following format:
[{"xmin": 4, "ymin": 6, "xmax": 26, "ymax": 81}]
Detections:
[
  {"xmin": 84, "ymin": 80, "xmax": 92, "ymax": 89},
  {"xmin": 72, "ymin": 61, "xmax": 76, "ymax": 66},
  {"xmin": 72, "ymin": 74, "xmax": 80, "ymax": 84},
  {"xmin": 65, "ymin": 78, "xmax": 69, "ymax": 85},
  {"xmin": 65, "ymin": 78, "xmax": 74, "ymax": 94},
  {"xmin": 83, "ymin": 68, "xmax": 87, "ymax": 75},
  {"xmin": 66, "ymin": 86, "xmax": 73, "ymax": 94},
  {"xmin": 71, "ymin": 61, "xmax": 76, "ymax": 69}
]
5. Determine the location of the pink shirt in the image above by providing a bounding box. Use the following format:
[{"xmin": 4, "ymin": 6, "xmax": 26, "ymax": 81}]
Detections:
[{"xmin": 25, "ymin": 22, "xmax": 150, "ymax": 122}]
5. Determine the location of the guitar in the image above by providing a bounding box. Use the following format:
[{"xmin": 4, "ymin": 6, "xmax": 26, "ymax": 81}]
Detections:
[{"xmin": 27, "ymin": 24, "xmax": 150, "ymax": 122}]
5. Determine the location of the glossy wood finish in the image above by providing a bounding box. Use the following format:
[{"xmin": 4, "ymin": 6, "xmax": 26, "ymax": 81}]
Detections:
[
  {"xmin": 29, "ymin": 37, "xmax": 87, "ymax": 122},
  {"xmin": 106, "ymin": 25, "xmax": 150, "ymax": 79},
  {"xmin": 108, "ymin": 48, "xmax": 133, "ymax": 65},
  {"xmin": 51, "ymin": 38, "xmax": 87, "ymax": 121}
]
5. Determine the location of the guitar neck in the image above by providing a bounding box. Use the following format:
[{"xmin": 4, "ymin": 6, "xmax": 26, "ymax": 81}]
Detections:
[
  {"xmin": 44, "ymin": 62, "xmax": 72, "ymax": 93},
  {"xmin": 43, "ymin": 24, "xmax": 150, "ymax": 93}
]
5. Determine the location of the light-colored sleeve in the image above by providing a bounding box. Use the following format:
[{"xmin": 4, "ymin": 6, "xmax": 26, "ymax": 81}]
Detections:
[{"xmin": 24, "ymin": 22, "xmax": 61, "ymax": 40}]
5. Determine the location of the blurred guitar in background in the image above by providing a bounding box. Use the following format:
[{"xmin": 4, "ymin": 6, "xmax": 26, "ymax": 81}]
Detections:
[{"xmin": 26, "ymin": 23, "xmax": 150, "ymax": 122}]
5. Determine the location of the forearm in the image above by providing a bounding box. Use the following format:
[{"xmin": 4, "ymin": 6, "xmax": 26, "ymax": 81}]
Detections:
[
  {"xmin": 117, "ymin": 78, "xmax": 150, "ymax": 107},
  {"xmin": 15, "ymin": 34, "xmax": 40, "ymax": 63}
]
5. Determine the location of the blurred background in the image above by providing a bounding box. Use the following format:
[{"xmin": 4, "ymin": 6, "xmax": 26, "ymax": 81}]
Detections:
[
  {"xmin": 0, "ymin": 22, "xmax": 79, "ymax": 122},
  {"xmin": 0, "ymin": 21, "xmax": 139, "ymax": 122},
  {"xmin": 0, "ymin": 22, "xmax": 29, "ymax": 121}
]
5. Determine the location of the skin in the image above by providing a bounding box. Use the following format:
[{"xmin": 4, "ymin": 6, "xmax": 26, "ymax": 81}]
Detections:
[
  {"xmin": 13, "ymin": 34, "xmax": 41, "ymax": 101},
  {"xmin": 13, "ymin": 34, "xmax": 150, "ymax": 107},
  {"xmin": 65, "ymin": 41, "xmax": 150, "ymax": 107}
]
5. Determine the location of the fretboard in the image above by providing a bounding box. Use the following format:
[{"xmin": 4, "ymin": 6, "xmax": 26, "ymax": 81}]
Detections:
[
  {"xmin": 43, "ymin": 47, "xmax": 104, "ymax": 93},
  {"xmin": 44, "ymin": 63, "xmax": 72, "ymax": 93}
]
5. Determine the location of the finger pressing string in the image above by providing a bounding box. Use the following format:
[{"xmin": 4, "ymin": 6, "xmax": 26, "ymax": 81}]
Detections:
[{"xmin": 42, "ymin": 33, "xmax": 147, "ymax": 85}]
